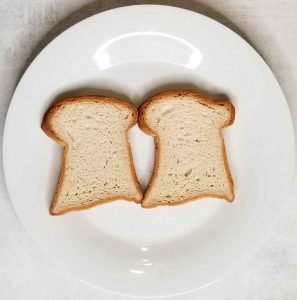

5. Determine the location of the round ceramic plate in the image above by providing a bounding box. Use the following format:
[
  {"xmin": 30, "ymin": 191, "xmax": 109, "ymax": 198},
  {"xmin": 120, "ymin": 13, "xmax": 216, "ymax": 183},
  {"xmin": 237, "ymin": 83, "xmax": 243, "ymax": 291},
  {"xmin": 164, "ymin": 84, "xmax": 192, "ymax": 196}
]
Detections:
[{"xmin": 3, "ymin": 5, "xmax": 295, "ymax": 297}]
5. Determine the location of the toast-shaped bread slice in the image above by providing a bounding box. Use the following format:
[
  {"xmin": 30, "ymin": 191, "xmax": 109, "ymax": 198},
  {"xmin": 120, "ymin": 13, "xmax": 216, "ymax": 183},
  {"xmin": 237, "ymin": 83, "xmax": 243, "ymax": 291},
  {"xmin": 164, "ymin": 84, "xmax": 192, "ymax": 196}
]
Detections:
[
  {"xmin": 139, "ymin": 90, "xmax": 235, "ymax": 208},
  {"xmin": 42, "ymin": 96, "xmax": 142, "ymax": 215}
]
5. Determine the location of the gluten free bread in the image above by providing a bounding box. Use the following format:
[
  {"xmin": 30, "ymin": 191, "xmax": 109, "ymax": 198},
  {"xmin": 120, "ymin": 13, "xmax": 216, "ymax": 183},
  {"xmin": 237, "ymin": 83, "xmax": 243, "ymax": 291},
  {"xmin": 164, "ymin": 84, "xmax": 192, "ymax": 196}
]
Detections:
[
  {"xmin": 42, "ymin": 96, "xmax": 142, "ymax": 215},
  {"xmin": 139, "ymin": 90, "xmax": 235, "ymax": 208}
]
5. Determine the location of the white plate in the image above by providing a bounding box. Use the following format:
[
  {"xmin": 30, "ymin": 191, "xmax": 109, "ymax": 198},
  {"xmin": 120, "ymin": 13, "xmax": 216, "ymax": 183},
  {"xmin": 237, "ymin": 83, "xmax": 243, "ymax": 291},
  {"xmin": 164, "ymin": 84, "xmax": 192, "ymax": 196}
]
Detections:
[{"xmin": 3, "ymin": 5, "xmax": 295, "ymax": 297}]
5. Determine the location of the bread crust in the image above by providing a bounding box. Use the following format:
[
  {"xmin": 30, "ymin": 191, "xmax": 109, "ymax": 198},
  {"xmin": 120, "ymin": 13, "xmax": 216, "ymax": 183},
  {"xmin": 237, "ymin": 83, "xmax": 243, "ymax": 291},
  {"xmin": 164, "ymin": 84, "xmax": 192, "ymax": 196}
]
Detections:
[
  {"xmin": 138, "ymin": 90, "xmax": 235, "ymax": 208},
  {"xmin": 42, "ymin": 95, "xmax": 143, "ymax": 215}
]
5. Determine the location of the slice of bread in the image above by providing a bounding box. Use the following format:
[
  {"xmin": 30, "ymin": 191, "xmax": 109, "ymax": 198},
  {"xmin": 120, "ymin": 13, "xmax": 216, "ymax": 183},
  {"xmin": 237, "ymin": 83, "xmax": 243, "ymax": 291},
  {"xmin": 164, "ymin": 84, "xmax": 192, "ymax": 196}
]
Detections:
[
  {"xmin": 42, "ymin": 96, "xmax": 142, "ymax": 215},
  {"xmin": 138, "ymin": 90, "xmax": 235, "ymax": 208}
]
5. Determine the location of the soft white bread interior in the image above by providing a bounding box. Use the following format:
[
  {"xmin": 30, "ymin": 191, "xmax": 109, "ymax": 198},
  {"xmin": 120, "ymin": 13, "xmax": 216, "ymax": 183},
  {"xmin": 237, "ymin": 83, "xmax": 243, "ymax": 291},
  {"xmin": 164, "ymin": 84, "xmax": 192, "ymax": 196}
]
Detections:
[
  {"xmin": 138, "ymin": 90, "xmax": 235, "ymax": 208},
  {"xmin": 42, "ymin": 96, "xmax": 142, "ymax": 215}
]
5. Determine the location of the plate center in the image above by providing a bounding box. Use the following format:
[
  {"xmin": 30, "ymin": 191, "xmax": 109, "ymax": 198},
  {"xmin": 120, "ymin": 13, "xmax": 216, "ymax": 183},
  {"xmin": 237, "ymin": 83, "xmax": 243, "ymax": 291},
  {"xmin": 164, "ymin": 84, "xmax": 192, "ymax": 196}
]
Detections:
[{"xmin": 82, "ymin": 199, "xmax": 228, "ymax": 244}]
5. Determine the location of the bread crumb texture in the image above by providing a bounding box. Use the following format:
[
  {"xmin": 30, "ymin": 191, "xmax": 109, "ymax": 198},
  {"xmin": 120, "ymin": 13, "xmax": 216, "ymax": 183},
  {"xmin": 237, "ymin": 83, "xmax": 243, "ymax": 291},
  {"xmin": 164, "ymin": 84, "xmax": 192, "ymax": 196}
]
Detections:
[
  {"xmin": 43, "ymin": 97, "xmax": 142, "ymax": 215},
  {"xmin": 139, "ymin": 91, "xmax": 235, "ymax": 208}
]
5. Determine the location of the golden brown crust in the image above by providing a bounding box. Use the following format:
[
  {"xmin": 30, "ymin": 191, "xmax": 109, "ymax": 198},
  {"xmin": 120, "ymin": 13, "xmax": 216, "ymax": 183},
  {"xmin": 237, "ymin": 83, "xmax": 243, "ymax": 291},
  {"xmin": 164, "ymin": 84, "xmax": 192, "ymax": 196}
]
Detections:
[
  {"xmin": 42, "ymin": 95, "xmax": 143, "ymax": 216},
  {"xmin": 138, "ymin": 90, "xmax": 235, "ymax": 208}
]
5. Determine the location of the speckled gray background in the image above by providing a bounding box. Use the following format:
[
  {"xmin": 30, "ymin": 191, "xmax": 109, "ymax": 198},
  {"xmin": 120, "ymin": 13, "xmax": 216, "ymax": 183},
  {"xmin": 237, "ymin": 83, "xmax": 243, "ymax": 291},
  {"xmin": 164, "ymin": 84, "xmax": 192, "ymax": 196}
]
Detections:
[{"xmin": 0, "ymin": 1, "xmax": 297, "ymax": 299}]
